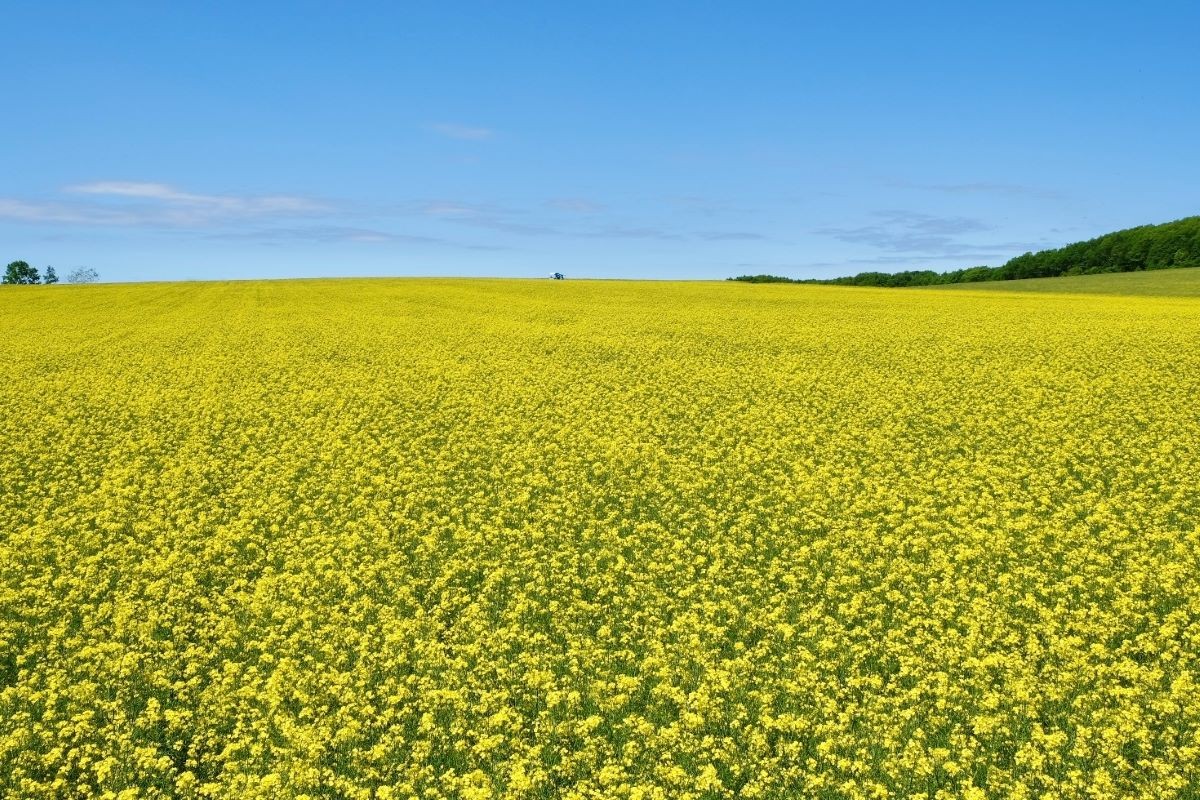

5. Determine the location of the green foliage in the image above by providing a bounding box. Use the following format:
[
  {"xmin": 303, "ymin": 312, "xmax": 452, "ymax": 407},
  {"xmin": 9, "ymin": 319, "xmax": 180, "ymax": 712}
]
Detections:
[
  {"xmin": 728, "ymin": 274, "xmax": 801, "ymax": 283},
  {"xmin": 43, "ymin": 266, "xmax": 59, "ymax": 285},
  {"xmin": 735, "ymin": 216, "xmax": 1200, "ymax": 288},
  {"xmin": 988, "ymin": 216, "xmax": 1200, "ymax": 281},
  {"xmin": 3, "ymin": 260, "xmax": 41, "ymax": 285},
  {"xmin": 825, "ymin": 269, "xmax": 947, "ymax": 288}
]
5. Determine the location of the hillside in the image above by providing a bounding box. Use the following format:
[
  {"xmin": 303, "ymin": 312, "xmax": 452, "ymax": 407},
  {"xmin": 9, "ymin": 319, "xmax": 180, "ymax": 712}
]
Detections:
[
  {"xmin": 731, "ymin": 216, "xmax": 1200, "ymax": 288},
  {"xmin": 930, "ymin": 265, "xmax": 1200, "ymax": 296}
]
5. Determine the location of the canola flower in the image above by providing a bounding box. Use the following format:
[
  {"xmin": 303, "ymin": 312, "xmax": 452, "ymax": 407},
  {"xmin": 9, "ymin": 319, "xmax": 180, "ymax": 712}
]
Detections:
[{"xmin": 1, "ymin": 278, "xmax": 1198, "ymax": 799}]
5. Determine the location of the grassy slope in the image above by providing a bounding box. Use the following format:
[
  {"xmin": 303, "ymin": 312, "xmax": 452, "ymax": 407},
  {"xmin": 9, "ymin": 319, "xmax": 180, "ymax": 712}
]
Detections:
[{"xmin": 926, "ymin": 265, "xmax": 1200, "ymax": 296}]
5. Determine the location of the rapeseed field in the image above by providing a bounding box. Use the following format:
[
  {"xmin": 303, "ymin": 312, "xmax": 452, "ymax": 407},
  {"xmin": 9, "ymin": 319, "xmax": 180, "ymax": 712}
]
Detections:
[{"xmin": 1, "ymin": 278, "xmax": 1198, "ymax": 799}]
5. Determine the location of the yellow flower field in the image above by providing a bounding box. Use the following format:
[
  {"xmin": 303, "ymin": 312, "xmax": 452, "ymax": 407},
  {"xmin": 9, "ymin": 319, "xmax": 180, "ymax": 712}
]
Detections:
[{"xmin": 1, "ymin": 278, "xmax": 1198, "ymax": 799}]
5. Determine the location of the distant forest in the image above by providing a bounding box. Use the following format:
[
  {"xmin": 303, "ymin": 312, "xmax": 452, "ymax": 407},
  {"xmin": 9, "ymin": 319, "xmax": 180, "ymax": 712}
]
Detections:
[{"xmin": 731, "ymin": 216, "xmax": 1200, "ymax": 287}]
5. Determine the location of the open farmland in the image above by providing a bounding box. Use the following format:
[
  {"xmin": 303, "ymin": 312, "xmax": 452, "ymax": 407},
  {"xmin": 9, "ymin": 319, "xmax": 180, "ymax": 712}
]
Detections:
[
  {"xmin": 929, "ymin": 266, "xmax": 1200, "ymax": 297},
  {"xmin": 2, "ymin": 277, "xmax": 1199, "ymax": 799}
]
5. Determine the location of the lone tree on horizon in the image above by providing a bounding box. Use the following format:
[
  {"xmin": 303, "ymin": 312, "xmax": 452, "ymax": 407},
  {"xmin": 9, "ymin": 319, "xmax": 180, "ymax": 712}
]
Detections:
[{"xmin": 3, "ymin": 261, "xmax": 41, "ymax": 284}]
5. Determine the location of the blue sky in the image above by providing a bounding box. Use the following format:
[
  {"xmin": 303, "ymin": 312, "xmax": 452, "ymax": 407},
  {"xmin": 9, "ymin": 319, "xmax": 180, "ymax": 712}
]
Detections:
[{"xmin": 3, "ymin": 1, "xmax": 1198, "ymax": 282}]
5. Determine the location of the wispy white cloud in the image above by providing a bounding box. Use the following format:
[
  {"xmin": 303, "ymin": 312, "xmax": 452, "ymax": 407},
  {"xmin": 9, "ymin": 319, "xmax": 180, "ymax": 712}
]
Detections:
[
  {"xmin": 213, "ymin": 226, "xmax": 440, "ymax": 244},
  {"xmin": 0, "ymin": 198, "xmax": 143, "ymax": 225},
  {"xmin": 3, "ymin": 181, "xmax": 771, "ymax": 250},
  {"xmin": 422, "ymin": 201, "xmax": 494, "ymax": 217},
  {"xmin": 0, "ymin": 182, "xmax": 327, "ymax": 227},
  {"xmin": 427, "ymin": 122, "xmax": 495, "ymax": 141},
  {"xmin": 581, "ymin": 225, "xmax": 685, "ymax": 241},
  {"xmin": 889, "ymin": 179, "xmax": 1063, "ymax": 200},
  {"xmin": 209, "ymin": 225, "xmax": 509, "ymax": 250},
  {"xmin": 418, "ymin": 198, "xmax": 767, "ymax": 242},
  {"xmin": 667, "ymin": 195, "xmax": 751, "ymax": 217},
  {"xmin": 699, "ymin": 231, "xmax": 766, "ymax": 241},
  {"xmin": 422, "ymin": 201, "xmax": 558, "ymax": 235},
  {"xmin": 67, "ymin": 181, "xmax": 326, "ymax": 215},
  {"xmin": 816, "ymin": 210, "xmax": 993, "ymax": 254},
  {"xmin": 545, "ymin": 197, "xmax": 605, "ymax": 213}
]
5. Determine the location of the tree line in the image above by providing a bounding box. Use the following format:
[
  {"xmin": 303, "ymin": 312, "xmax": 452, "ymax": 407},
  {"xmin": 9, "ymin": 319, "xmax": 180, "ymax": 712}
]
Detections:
[
  {"xmin": 729, "ymin": 216, "xmax": 1200, "ymax": 287},
  {"xmin": 3, "ymin": 261, "xmax": 99, "ymax": 285}
]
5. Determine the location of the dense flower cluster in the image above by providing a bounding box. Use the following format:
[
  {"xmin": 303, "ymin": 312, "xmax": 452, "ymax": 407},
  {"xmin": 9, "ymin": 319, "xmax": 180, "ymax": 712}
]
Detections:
[{"xmin": 1, "ymin": 278, "xmax": 1198, "ymax": 799}]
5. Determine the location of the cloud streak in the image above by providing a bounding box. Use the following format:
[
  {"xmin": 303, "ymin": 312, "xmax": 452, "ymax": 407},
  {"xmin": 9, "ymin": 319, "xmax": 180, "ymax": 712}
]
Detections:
[
  {"xmin": 699, "ymin": 231, "xmax": 766, "ymax": 241},
  {"xmin": 1, "ymin": 182, "xmax": 328, "ymax": 227},
  {"xmin": 67, "ymin": 181, "xmax": 325, "ymax": 215},
  {"xmin": 580, "ymin": 226, "xmax": 685, "ymax": 241},
  {"xmin": 544, "ymin": 197, "xmax": 606, "ymax": 213},
  {"xmin": 422, "ymin": 201, "xmax": 559, "ymax": 236},
  {"xmin": 427, "ymin": 122, "xmax": 495, "ymax": 141},
  {"xmin": 213, "ymin": 226, "xmax": 443, "ymax": 244},
  {"xmin": 420, "ymin": 199, "xmax": 767, "ymax": 242},
  {"xmin": 816, "ymin": 210, "xmax": 993, "ymax": 254},
  {"xmin": 0, "ymin": 198, "xmax": 145, "ymax": 225},
  {"xmin": 1, "ymin": 183, "xmax": 770, "ymax": 249},
  {"xmin": 889, "ymin": 179, "xmax": 1062, "ymax": 200}
]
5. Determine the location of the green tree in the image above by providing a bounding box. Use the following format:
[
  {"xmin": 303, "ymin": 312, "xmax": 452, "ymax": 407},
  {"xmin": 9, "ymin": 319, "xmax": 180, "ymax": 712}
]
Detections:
[
  {"xmin": 3, "ymin": 260, "xmax": 41, "ymax": 284},
  {"xmin": 43, "ymin": 265, "xmax": 59, "ymax": 284},
  {"xmin": 805, "ymin": 216, "xmax": 1200, "ymax": 288}
]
